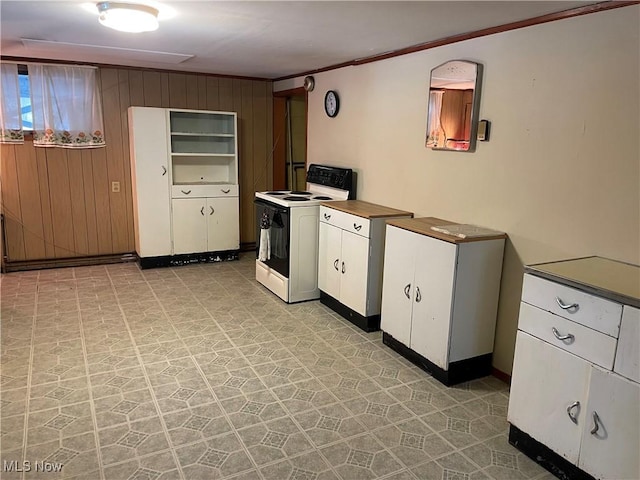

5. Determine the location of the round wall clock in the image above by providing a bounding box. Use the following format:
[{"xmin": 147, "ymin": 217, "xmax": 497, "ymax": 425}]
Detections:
[{"xmin": 324, "ymin": 90, "xmax": 340, "ymax": 118}]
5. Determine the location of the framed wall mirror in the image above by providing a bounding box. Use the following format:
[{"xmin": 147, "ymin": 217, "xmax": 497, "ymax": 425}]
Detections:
[{"xmin": 426, "ymin": 60, "xmax": 483, "ymax": 152}]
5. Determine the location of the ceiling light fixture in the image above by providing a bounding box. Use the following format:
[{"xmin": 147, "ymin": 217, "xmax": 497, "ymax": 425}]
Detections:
[{"xmin": 96, "ymin": 2, "xmax": 159, "ymax": 33}]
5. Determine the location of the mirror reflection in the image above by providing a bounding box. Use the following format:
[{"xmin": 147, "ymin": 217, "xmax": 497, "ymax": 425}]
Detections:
[{"xmin": 426, "ymin": 60, "xmax": 482, "ymax": 152}]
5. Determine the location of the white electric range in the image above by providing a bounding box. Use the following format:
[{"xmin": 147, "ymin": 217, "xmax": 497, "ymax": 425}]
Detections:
[{"xmin": 255, "ymin": 164, "xmax": 355, "ymax": 303}]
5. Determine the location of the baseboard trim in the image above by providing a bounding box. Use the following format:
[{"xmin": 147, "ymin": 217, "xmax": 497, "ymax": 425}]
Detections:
[
  {"xmin": 319, "ymin": 291, "xmax": 381, "ymax": 332},
  {"xmin": 491, "ymin": 367, "xmax": 511, "ymax": 385},
  {"xmin": 2, "ymin": 253, "xmax": 137, "ymax": 272}
]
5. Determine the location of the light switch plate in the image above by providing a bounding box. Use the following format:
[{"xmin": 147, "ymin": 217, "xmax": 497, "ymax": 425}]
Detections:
[
  {"xmin": 477, "ymin": 120, "xmax": 490, "ymax": 141},
  {"xmin": 111, "ymin": 181, "xmax": 120, "ymax": 193}
]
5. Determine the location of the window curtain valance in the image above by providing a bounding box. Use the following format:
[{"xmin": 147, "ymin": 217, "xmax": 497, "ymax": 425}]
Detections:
[
  {"xmin": 29, "ymin": 64, "xmax": 105, "ymax": 148},
  {"xmin": 0, "ymin": 63, "xmax": 24, "ymax": 143}
]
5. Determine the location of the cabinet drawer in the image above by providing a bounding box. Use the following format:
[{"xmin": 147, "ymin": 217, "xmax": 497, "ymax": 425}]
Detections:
[
  {"xmin": 518, "ymin": 302, "xmax": 617, "ymax": 369},
  {"xmin": 522, "ymin": 274, "xmax": 622, "ymax": 338},
  {"xmin": 172, "ymin": 184, "xmax": 238, "ymax": 198},
  {"xmin": 320, "ymin": 206, "xmax": 370, "ymax": 238}
]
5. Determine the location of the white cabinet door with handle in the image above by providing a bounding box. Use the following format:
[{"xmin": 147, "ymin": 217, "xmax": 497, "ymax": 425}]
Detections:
[
  {"xmin": 380, "ymin": 226, "xmax": 417, "ymax": 347},
  {"xmin": 339, "ymin": 230, "xmax": 370, "ymax": 315},
  {"xmin": 318, "ymin": 222, "xmax": 342, "ymax": 301},
  {"xmin": 172, "ymin": 198, "xmax": 207, "ymax": 254},
  {"xmin": 579, "ymin": 367, "xmax": 640, "ymax": 480},
  {"xmin": 410, "ymin": 234, "xmax": 456, "ymax": 369},
  {"xmin": 508, "ymin": 331, "xmax": 590, "ymax": 464},
  {"xmin": 206, "ymin": 197, "xmax": 239, "ymax": 251}
]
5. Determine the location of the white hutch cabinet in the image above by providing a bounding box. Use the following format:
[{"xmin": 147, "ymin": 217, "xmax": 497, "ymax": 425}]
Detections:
[
  {"xmin": 317, "ymin": 201, "xmax": 412, "ymax": 332},
  {"xmin": 380, "ymin": 217, "xmax": 506, "ymax": 385},
  {"xmin": 129, "ymin": 107, "xmax": 239, "ymax": 268},
  {"xmin": 508, "ymin": 257, "xmax": 640, "ymax": 480}
]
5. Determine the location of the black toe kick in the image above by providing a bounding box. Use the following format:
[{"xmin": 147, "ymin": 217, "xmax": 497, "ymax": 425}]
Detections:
[
  {"xmin": 319, "ymin": 291, "xmax": 380, "ymax": 332},
  {"xmin": 508, "ymin": 425, "xmax": 595, "ymax": 480},
  {"xmin": 382, "ymin": 332, "xmax": 492, "ymax": 386},
  {"xmin": 138, "ymin": 250, "xmax": 239, "ymax": 269}
]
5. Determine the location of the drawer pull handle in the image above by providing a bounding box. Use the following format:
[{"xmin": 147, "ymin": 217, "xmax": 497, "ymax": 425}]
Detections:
[
  {"xmin": 181, "ymin": 189, "xmax": 192, "ymax": 195},
  {"xmin": 566, "ymin": 401, "xmax": 580, "ymax": 424},
  {"xmin": 221, "ymin": 188, "xmax": 230, "ymax": 194},
  {"xmin": 552, "ymin": 327, "xmax": 575, "ymax": 342},
  {"xmin": 415, "ymin": 286, "xmax": 422, "ymax": 303},
  {"xmin": 334, "ymin": 259, "xmax": 339, "ymax": 271},
  {"xmin": 590, "ymin": 411, "xmax": 601, "ymax": 435},
  {"xmin": 354, "ymin": 223, "xmax": 362, "ymax": 231},
  {"xmin": 556, "ymin": 297, "xmax": 579, "ymax": 311},
  {"xmin": 404, "ymin": 284, "xmax": 411, "ymax": 299},
  {"xmin": 324, "ymin": 213, "xmax": 331, "ymax": 220}
]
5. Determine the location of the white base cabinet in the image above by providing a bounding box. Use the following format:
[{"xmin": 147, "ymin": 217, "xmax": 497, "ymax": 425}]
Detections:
[
  {"xmin": 508, "ymin": 257, "xmax": 640, "ymax": 480},
  {"xmin": 317, "ymin": 201, "xmax": 413, "ymax": 332},
  {"xmin": 129, "ymin": 106, "xmax": 239, "ymax": 268},
  {"xmin": 380, "ymin": 217, "xmax": 506, "ymax": 385}
]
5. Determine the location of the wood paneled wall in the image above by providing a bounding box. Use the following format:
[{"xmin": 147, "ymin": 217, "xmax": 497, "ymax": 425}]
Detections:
[{"xmin": 0, "ymin": 67, "xmax": 273, "ymax": 263}]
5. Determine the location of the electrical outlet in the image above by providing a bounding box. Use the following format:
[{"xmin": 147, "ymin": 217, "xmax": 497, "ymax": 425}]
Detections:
[{"xmin": 111, "ymin": 181, "xmax": 120, "ymax": 193}]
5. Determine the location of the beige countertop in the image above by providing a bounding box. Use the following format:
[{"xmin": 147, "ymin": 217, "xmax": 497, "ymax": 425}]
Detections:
[
  {"xmin": 321, "ymin": 200, "xmax": 413, "ymax": 219},
  {"xmin": 386, "ymin": 217, "xmax": 507, "ymax": 244},
  {"xmin": 526, "ymin": 256, "xmax": 640, "ymax": 308}
]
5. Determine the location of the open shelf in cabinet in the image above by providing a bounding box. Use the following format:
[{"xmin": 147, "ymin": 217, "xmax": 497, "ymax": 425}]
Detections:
[{"xmin": 172, "ymin": 156, "xmax": 237, "ymax": 185}]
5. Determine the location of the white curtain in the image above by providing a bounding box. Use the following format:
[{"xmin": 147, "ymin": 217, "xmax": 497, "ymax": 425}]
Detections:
[
  {"xmin": 29, "ymin": 64, "xmax": 105, "ymax": 148},
  {"xmin": 426, "ymin": 90, "xmax": 444, "ymax": 148},
  {"xmin": 0, "ymin": 63, "xmax": 24, "ymax": 144}
]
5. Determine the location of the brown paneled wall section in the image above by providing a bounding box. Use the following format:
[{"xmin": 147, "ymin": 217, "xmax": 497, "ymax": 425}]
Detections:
[{"xmin": 0, "ymin": 67, "xmax": 273, "ymax": 265}]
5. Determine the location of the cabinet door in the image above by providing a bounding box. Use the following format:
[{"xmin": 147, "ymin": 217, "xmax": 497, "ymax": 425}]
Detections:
[
  {"xmin": 128, "ymin": 107, "xmax": 172, "ymax": 257},
  {"xmin": 380, "ymin": 226, "xmax": 416, "ymax": 346},
  {"xmin": 206, "ymin": 197, "xmax": 239, "ymax": 251},
  {"xmin": 339, "ymin": 231, "xmax": 370, "ymax": 315},
  {"xmin": 579, "ymin": 368, "xmax": 640, "ymax": 480},
  {"xmin": 508, "ymin": 332, "xmax": 590, "ymax": 464},
  {"xmin": 172, "ymin": 199, "xmax": 207, "ymax": 254},
  {"xmin": 318, "ymin": 222, "xmax": 342, "ymax": 300},
  {"xmin": 410, "ymin": 234, "xmax": 456, "ymax": 369}
]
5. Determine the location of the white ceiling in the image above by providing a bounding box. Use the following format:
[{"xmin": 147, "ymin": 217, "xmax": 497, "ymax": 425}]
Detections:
[{"xmin": 1, "ymin": 1, "xmax": 601, "ymax": 79}]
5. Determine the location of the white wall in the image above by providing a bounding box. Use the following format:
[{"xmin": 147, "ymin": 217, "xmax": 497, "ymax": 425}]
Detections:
[{"xmin": 276, "ymin": 6, "xmax": 640, "ymax": 374}]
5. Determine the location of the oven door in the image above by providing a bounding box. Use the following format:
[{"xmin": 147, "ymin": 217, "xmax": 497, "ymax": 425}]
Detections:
[{"xmin": 255, "ymin": 198, "xmax": 290, "ymax": 278}]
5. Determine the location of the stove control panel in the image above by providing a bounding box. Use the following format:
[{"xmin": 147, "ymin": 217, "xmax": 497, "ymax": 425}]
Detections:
[{"xmin": 307, "ymin": 164, "xmax": 354, "ymax": 196}]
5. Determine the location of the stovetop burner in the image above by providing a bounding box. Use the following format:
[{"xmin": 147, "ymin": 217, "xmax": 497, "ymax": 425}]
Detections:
[
  {"xmin": 313, "ymin": 196, "xmax": 332, "ymax": 200},
  {"xmin": 283, "ymin": 196, "xmax": 310, "ymax": 201},
  {"xmin": 289, "ymin": 191, "xmax": 312, "ymax": 195},
  {"xmin": 265, "ymin": 191, "xmax": 286, "ymax": 195}
]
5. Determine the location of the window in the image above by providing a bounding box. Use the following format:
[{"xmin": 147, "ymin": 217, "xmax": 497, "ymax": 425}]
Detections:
[{"xmin": 18, "ymin": 66, "xmax": 32, "ymax": 131}]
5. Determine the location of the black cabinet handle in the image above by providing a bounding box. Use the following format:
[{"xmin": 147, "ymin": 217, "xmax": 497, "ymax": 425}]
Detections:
[
  {"xmin": 334, "ymin": 259, "xmax": 339, "ymax": 271},
  {"xmin": 415, "ymin": 286, "xmax": 422, "ymax": 303},
  {"xmin": 341, "ymin": 262, "xmax": 345, "ymax": 274},
  {"xmin": 209, "ymin": 206, "xmax": 214, "ymax": 215},
  {"xmin": 200, "ymin": 206, "xmax": 205, "ymax": 215},
  {"xmin": 404, "ymin": 284, "xmax": 411, "ymax": 299},
  {"xmin": 324, "ymin": 213, "xmax": 331, "ymax": 220},
  {"xmin": 181, "ymin": 189, "xmax": 191, "ymax": 195},
  {"xmin": 221, "ymin": 188, "xmax": 231, "ymax": 194},
  {"xmin": 354, "ymin": 223, "xmax": 362, "ymax": 231},
  {"xmin": 161, "ymin": 166, "xmax": 167, "ymax": 176}
]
